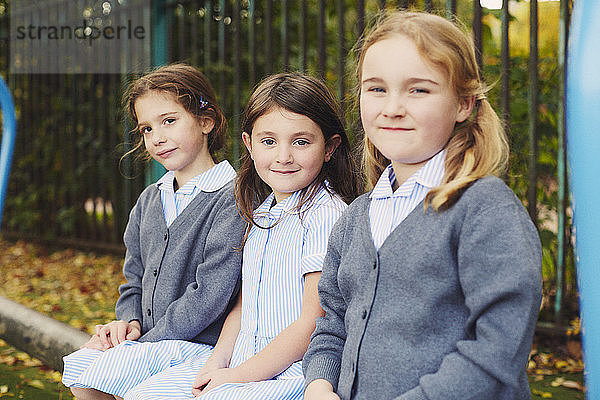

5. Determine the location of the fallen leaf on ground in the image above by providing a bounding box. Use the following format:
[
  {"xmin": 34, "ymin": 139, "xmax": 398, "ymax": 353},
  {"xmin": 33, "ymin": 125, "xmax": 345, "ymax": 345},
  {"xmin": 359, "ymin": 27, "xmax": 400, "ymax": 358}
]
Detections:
[
  {"xmin": 551, "ymin": 377, "xmax": 585, "ymax": 391},
  {"xmin": 26, "ymin": 379, "xmax": 44, "ymax": 390},
  {"xmin": 532, "ymin": 389, "xmax": 552, "ymax": 398}
]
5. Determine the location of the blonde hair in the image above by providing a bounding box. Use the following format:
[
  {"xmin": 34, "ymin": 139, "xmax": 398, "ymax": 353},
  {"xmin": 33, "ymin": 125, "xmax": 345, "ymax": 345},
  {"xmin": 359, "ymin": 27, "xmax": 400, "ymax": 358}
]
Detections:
[{"xmin": 357, "ymin": 11, "xmax": 509, "ymax": 210}]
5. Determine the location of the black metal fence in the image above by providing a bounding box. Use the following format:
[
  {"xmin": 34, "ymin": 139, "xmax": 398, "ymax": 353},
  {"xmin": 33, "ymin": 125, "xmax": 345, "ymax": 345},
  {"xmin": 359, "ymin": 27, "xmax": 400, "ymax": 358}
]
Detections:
[
  {"xmin": 0, "ymin": 0, "xmax": 572, "ymax": 318},
  {"xmin": 4, "ymin": 73, "xmax": 140, "ymax": 250}
]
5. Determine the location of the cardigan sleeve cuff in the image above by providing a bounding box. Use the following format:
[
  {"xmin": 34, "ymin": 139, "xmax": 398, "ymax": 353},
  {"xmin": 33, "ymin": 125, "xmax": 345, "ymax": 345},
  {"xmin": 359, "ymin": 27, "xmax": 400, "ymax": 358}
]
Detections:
[
  {"xmin": 303, "ymin": 355, "xmax": 342, "ymax": 391},
  {"xmin": 115, "ymin": 302, "xmax": 142, "ymax": 327}
]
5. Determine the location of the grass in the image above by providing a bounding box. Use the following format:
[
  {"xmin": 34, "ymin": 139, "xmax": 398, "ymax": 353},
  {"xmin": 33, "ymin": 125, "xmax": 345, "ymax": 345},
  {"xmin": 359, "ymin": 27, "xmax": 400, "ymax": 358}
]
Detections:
[
  {"xmin": 0, "ymin": 339, "xmax": 74, "ymax": 399},
  {"xmin": 529, "ymin": 373, "xmax": 585, "ymax": 399}
]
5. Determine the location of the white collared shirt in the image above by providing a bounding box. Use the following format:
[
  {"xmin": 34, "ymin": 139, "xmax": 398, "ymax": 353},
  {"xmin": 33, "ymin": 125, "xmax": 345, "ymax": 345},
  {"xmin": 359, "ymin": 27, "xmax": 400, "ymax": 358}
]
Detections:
[
  {"xmin": 369, "ymin": 150, "xmax": 446, "ymax": 249},
  {"xmin": 155, "ymin": 160, "xmax": 237, "ymax": 227}
]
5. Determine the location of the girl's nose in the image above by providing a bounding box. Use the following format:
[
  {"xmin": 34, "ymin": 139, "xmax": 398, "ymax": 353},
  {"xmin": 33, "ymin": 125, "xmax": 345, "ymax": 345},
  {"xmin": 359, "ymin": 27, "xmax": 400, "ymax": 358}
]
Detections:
[
  {"xmin": 382, "ymin": 94, "xmax": 406, "ymax": 118},
  {"xmin": 151, "ymin": 130, "xmax": 167, "ymax": 146},
  {"xmin": 276, "ymin": 145, "xmax": 293, "ymax": 164}
]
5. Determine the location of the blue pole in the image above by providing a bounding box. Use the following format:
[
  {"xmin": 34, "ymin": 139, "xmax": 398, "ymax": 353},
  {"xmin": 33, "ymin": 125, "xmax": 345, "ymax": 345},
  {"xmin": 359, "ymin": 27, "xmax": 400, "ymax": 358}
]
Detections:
[
  {"xmin": 566, "ymin": 0, "xmax": 600, "ymax": 397},
  {"xmin": 0, "ymin": 74, "xmax": 17, "ymax": 230}
]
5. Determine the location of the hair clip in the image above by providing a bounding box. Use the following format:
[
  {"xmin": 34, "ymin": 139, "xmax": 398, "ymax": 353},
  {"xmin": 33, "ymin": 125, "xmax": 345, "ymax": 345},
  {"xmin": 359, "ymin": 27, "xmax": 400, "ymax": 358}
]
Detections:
[
  {"xmin": 199, "ymin": 96, "xmax": 209, "ymax": 110},
  {"xmin": 476, "ymin": 93, "xmax": 487, "ymax": 101}
]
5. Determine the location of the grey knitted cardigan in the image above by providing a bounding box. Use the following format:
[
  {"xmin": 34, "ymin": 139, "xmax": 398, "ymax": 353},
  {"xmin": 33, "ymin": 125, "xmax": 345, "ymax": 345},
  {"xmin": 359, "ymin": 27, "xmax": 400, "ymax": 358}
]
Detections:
[
  {"xmin": 303, "ymin": 176, "xmax": 542, "ymax": 400},
  {"xmin": 115, "ymin": 181, "xmax": 245, "ymax": 345}
]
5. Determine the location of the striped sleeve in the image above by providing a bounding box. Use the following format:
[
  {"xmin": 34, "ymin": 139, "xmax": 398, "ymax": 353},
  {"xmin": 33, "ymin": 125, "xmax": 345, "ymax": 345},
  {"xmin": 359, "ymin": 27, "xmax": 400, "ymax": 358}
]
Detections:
[{"xmin": 301, "ymin": 198, "xmax": 346, "ymax": 275}]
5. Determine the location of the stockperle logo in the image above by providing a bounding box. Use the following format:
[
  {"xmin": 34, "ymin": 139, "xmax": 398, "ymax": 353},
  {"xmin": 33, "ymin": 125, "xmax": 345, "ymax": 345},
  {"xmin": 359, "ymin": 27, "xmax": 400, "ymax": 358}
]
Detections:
[{"xmin": 11, "ymin": 0, "xmax": 151, "ymax": 74}]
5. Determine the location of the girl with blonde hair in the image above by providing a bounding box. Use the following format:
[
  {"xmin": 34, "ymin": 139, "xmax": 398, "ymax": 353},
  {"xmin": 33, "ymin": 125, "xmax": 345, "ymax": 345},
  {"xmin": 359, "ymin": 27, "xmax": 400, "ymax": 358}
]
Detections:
[{"xmin": 303, "ymin": 11, "xmax": 541, "ymax": 400}]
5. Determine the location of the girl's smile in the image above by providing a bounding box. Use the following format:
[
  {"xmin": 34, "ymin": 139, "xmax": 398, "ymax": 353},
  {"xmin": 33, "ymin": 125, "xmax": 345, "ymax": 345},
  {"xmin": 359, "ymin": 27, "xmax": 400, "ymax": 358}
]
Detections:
[
  {"xmin": 156, "ymin": 148, "xmax": 178, "ymax": 158},
  {"xmin": 379, "ymin": 126, "xmax": 413, "ymax": 131},
  {"xmin": 243, "ymin": 107, "xmax": 338, "ymax": 203}
]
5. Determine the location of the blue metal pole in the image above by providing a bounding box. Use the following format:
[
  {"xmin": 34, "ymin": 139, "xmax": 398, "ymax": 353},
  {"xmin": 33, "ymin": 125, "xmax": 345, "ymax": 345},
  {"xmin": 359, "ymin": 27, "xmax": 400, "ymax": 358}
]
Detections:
[
  {"xmin": 0, "ymin": 74, "xmax": 17, "ymax": 230},
  {"xmin": 566, "ymin": 0, "xmax": 600, "ymax": 397}
]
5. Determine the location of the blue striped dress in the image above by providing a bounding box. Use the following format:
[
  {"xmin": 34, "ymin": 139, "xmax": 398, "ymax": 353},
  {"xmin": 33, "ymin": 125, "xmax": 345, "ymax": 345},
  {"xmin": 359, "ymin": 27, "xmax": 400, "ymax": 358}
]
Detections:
[{"xmin": 122, "ymin": 184, "xmax": 346, "ymax": 400}]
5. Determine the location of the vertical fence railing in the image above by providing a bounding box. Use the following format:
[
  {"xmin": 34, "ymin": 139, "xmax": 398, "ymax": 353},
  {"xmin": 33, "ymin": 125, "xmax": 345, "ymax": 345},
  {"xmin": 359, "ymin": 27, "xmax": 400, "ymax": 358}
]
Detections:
[
  {"xmin": 0, "ymin": 0, "xmax": 571, "ymax": 323},
  {"xmin": 500, "ymin": 0, "xmax": 510, "ymax": 129},
  {"xmin": 556, "ymin": 0, "xmax": 570, "ymax": 325},
  {"xmin": 336, "ymin": 0, "xmax": 346, "ymax": 116},
  {"xmin": 300, "ymin": 0, "xmax": 307, "ymax": 72},
  {"xmin": 527, "ymin": 0, "xmax": 538, "ymax": 226},
  {"xmin": 233, "ymin": 0, "xmax": 241, "ymax": 165},
  {"xmin": 473, "ymin": 1, "xmax": 482, "ymax": 69},
  {"xmin": 317, "ymin": 0, "xmax": 325, "ymax": 79},
  {"xmin": 1, "ymin": 0, "xmax": 148, "ymax": 251}
]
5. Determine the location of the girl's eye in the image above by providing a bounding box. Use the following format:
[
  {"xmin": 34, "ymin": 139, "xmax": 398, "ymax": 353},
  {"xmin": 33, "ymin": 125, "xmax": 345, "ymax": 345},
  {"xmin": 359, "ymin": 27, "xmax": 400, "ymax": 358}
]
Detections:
[
  {"xmin": 164, "ymin": 117, "xmax": 176, "ymax": 125},
  {"xmin": 294, "ymin": 139, "xmax": 310, "ymax": 146},
  {"xmin": 410, "ymin": 88, "xmax": 430, "ymax": 94},
  {"xmin": 139, "ymin": 126, "xmax": 151, "ymax": 134},
  {"xmin": 368, "ymin": 87, "xmax": 385, "ymax": 93},
  {"xmin": 261, "ymin": 138, "xmax": 275, "ymax": 146}
]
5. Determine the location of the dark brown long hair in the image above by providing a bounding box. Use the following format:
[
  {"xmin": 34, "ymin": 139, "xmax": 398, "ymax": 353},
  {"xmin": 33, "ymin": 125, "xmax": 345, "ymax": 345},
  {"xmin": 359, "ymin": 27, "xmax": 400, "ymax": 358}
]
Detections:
[
  {"xmin": 236, "ymin": 72, "xmax": 361, "ymax": 235},
  {"xmin": 122, "ymin": 63, "xmax": 227, "ymax": 162}
]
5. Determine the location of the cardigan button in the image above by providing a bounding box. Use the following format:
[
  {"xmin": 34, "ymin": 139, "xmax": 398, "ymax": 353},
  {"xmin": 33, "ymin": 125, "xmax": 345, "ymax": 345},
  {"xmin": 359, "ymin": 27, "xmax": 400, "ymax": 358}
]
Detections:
[
  {"xmin": 153, "ymin": 269, "xmax": 158, "ymax": 277},
  {"xmin": 362, "ymin": 310, "xmax": 367, "ymax": 319},
  {"xmin": 373, "ymin": 262, "xmax": 377, "ymax": 270},
  {"xmin": 163, "ymin": 233, "xmax": 168, "ymax": 241},
  {"xmin": 147, "ymin": 309, "xmax": 151, "ymax": 316}
]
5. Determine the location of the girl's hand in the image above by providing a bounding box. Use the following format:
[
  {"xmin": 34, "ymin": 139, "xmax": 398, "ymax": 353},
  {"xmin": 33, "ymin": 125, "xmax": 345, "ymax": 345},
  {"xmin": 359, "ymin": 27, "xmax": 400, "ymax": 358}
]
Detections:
[
  {"xmin": 95, "ymin": 320, "xmax": 141, "ymax": 349},
  {"xmin": 196, "ymin": 354, "xmax": 229, "ymax": 377},
  {"xmin": 80, "ymin": 334, "xmax": 106, "ymax": 351},
  {"xmin": 304, "ymin": 379, "xmax": 340, "ymax": 400},
  {"xmin": 191, "ymin": 367, "xmax": 248, "ymax": 397}
]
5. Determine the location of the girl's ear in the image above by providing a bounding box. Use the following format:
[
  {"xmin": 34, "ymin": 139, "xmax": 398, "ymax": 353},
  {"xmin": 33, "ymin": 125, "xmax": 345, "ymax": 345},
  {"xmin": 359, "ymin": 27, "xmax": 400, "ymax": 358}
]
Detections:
[
  {"xmin": 455, "ymin": 95, "xmax": 476, "ymax": 123},
  {"xmin": 199, "ymin": 116, "xmax": 216, "ymax": 135},
  {"xmin": 241, "ymin": 132, "xmax": 253, "ymax": 159},
  {"xmin": 324, "ymin": 134, "xmax": 342, "ymax": 162}
]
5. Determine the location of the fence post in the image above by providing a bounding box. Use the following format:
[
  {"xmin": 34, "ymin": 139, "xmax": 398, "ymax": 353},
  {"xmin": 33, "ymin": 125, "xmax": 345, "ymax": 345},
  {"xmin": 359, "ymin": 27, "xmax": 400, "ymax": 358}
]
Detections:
[
  {"xmin": 527, "ymin": 0, "xmax": 538, "ymax": 226},
  {"xmin": 146, "ymin": 0, "xmax": 169, "ymax": 186},
  {"xmin": 500, "ymin": 0, "xmax": 511, "ymax": 130},
  {"xmin": 555, "ymin": 0, "xmax": 570, "ymax": 325}
]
